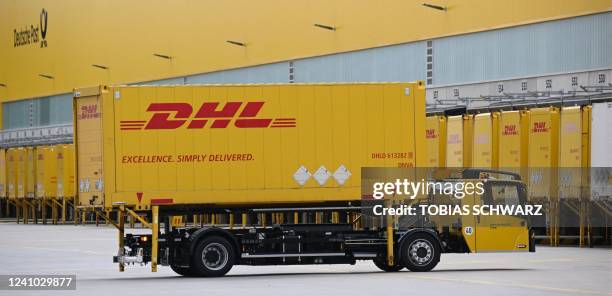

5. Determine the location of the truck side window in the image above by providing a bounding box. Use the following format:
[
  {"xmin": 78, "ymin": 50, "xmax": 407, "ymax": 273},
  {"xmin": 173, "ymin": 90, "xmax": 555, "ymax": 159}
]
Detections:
[{"xmin": 489, "ymin": 184, "xmax": 520, "ymax": 207}]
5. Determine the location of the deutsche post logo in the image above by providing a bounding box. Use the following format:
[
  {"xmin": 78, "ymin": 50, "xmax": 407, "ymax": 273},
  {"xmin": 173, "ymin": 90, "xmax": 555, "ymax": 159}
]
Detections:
[
  {"xmin": 13, "ymin": 8, "xmax": 48, "ymax": 48},
  {"xmin": 40, "ymin": 9, "xmax": 48, "ymax": 48},
  {"xmin": 120, "ymin": 101, "xmax": 296, "ymax": 130}
]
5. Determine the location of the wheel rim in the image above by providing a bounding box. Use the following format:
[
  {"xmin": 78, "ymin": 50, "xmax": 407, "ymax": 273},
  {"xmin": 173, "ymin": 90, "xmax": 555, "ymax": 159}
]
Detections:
[
  {"xmin": 408, "ymin": 239, "xmax": 434, "ymax": 266},
  {"xmin": 201, "ymin": 242, "xmax": 229, "ymax": 271}
]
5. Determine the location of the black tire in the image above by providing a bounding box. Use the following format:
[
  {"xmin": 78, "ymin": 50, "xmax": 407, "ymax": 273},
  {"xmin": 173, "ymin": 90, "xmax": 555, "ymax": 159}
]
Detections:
[
  {"xmin": 191, "ymin": 236, "xmax": 235, "ymax": 277},
  {"xmin": 170, "ymin": 264, "xmax": 196, "ymax": 277},
  {"xmin": 373, "ymin": 257, "xmax": 404, "ymax": 272},
  {"xmin": 400, "ymin": 233, "xmax": 440, "ymax": 272}
]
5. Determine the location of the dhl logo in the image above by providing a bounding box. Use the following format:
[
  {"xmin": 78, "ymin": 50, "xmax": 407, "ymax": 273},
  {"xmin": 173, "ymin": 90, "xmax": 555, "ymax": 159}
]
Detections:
[
  {"xmin": 425, "ymin": 129, "xmax": 437, "ymax": 139},
  {"xmin": 120, "ymin": 102, "xmax": 296, "ymax": 130},
  {"xmin": 503, "ymin": 124, "xmax": 518, "ymax": 136},
  {"xmin": 79, "ymin": 104, "xmax": 100, "ymax": 120},
  {"xmin": 532, "ymin": 121, "xmax": 548, "ymax": 133}
]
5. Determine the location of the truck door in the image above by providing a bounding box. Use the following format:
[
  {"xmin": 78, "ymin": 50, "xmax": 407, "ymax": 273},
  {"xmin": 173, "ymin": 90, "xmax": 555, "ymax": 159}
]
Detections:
[{"xmin": 474, "ymin": 181, "xmax": 530, "ymax": 252}]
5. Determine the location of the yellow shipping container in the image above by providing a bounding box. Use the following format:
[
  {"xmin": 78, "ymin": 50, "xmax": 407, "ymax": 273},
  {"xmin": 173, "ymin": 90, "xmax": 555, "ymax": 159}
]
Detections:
[
  {"xmin": 425, "ymin": 115, "xmax": 446, "ymax": 167},
  {"xmin": 36, "ymin": 146, "xmax": 58, "ymax": 198},
  {"xmin": 471, "ymin": 113, "xmax": 499, "ymax": 168},
  {"xmin": 0, "ymin": 149, "xmax": 6, "ymax": 198},
  {"xmin": 498, "ymin": 111, "xmax": 525, "ymax": 168},
  {"xmin": 56, "ymin": 144, "xmax": 76, "ymax": 199},
  {"xmin": 16, "ymin": 148, "xmax": 27, "ymax": 199},
  {"xmin": 527, "ymin": 107, "xmax": 559, "ymax": 201},
  {"xmin": 74, "ymin": 83, "xmax": 426, "ymax": 209},
  {"xmin": 25, "ymin": 147, "xmax": 36, "ymax": 198},
  {"xmin": 463, "ymin": 115, "xmax": 474, "ymax": 168},
  {"xmin": 6, "ymin": 149, "xmax": 18, "ymax": 199},
  {"xmin": 498, "ymin": 110, "xmax": 529, "ymax": 180},
  {"xmin": 445, "ymin": 115, "xmax": 463, "ymax": 167},
  {"xmin": 558, "ymin": 106, "xmax": 582, "ymax": 199}
]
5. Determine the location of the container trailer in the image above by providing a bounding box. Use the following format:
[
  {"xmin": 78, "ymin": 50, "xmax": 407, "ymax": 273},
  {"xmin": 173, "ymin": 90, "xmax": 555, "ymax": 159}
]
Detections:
[
  {"xmin": 445, "ymin": 115, "xmax": 464, "ymax": 167},
  {"xmin": 590, "ymin": 102, "xmax": 612, "ymax": 201},
  {"xmin": 471, "ymin": 112, "xmax": 498, "ymax": 168},
  {"xmin": 7, "ymin": 149, "xmax": 17, "ymax": 199},
  {"xmin": 425, "ymin": 115, "xmax": 445, "ymax": 168},
  {"xmin": 15, "ymin": 148, "xmax": 27, "ymax": 199},
  {"xmin": 74, "ymin": 83, "xmax": 533, "ymax": 277},
  {"xmin": 0, "ymin": 149, "xmax": 6, "ymax": 199}
]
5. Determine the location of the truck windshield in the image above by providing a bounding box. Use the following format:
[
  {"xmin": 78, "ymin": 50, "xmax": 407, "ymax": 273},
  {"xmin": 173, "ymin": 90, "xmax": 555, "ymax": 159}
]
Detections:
[{"xmin": 490, "ymin": 184, "xmax": 521, "ymax": 207}]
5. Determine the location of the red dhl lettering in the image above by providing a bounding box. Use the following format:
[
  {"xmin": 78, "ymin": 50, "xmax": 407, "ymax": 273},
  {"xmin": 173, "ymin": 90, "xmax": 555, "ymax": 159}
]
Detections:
[
  {"xmin": 120, "ymin": 101, "xmax": 296, "ymax": 130},
  {"xmin": 426, "ymin": 129, "xmax": 437, "ymax": 139},
  {"xmin": 532, "ymin": 121, "xmax": 548, "ymax": 133},
  {"xmin": 503, "ymin": 125, "xmax": 518, "ymax": 136},
  {"xmin": 79, "ymin": 104, "xmax": 101, "ymax": 120}
]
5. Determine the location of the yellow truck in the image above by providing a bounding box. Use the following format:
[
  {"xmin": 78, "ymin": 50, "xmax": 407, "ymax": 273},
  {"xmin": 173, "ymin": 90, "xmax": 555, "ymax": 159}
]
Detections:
[{"xmin": 74, "ymin": 83, "xmax": 533, "ymax": 277}]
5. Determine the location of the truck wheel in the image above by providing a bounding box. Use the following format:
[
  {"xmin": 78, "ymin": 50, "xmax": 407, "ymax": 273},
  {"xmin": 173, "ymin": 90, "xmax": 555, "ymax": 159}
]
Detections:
[
  {"xmin": 170, "ymin": 265, "xmax": 195, "ymax": 277},
  {"xmin": 373, "ymin": 257, "xmax": 404, "ymax": 272},
  {"xmin": 400, "ymin": 233, "xmax": 440, "ymax": 272},
  {"xmin": 191, "ymin": 236, "xmax": 235, "ymax": 277}
]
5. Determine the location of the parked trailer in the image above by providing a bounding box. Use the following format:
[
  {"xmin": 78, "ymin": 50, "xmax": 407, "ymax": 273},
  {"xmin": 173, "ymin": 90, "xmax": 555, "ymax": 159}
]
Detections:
[
  {"xmin": 589, "ymin": 102, "xmax": 611, "ymax": 246},
  {"xmin": 590, "ymin": 102, "xmax": 612, "ymax": 201},
  {"xmin": 462, "ymin": 115, "xmax": 474, "ymax": 168},
  {"xmin": 558, "ymin": 106, "xmax": 583, "ymax": 200},
  {"xmin": 498, "ymin": 110, "xmax": 528, "ymax": 171},
  {"xmin": 25, "ymin": 147, "xmax": 36, "ymax": 199},
  {"xmin": 16, "ymin": 148, "xmax": 27, "ymax": 199},
  {"xmin": 56, "ymin": 144, "xmax": 76, "ymax": 223},
  {"xmin": 36, "ymin": 146, "xmax": 60, "ymax": 224},
  {"xmin": 0, "ymin": 149, "xmax": 6, "ymax": 198},
  {"xmin": 74, "ymin": 83, "xmax": 533, "ymax": 277},
  {"xmin": 471, "ymin": 112, "xmax": 499, "ymax": 168},
  {"xmin": 445, "ymin": 116, "xmax": 464, "ymax": 167},
  {"xmin": 7, "ymin": 149, "xmax": 17, "ymax": 200},
  {"xmin": 0, "ymin": 149, "xmax": 6, "ymax": 217},
  {"xmin": 425, "ymin": 115, "xmax": 445, "ymax": 168}
]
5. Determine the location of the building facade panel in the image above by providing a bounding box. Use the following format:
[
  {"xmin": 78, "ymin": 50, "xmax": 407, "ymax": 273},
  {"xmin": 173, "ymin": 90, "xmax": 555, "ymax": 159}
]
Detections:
[
  {"xmin": 432, "ymin": 12, "xmax": 612, "ymax": 86},
  {"xmin": 185, "ymin": 62, "xmax": 289, "ymax": 84},
  {"xmin": 3, "ymin": 93, "xmax": 72, "ymax": 130},
  {"xmin": 293, "ymin": 42, "xmax": 426, "ymax": 83}
]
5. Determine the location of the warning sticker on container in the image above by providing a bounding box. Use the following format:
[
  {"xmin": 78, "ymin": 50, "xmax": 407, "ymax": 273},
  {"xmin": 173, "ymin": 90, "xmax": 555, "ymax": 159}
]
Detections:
[
  {"xmin": 293, "ymin": 166, "xmax": 311, "ymax": 186},
  {"xmin": 332, "ymin": 165, "xmax": 351, "ymax": 186},
  {"xmin": 313, "ymin": 166, "xmax": 331, "ymax": 186}
]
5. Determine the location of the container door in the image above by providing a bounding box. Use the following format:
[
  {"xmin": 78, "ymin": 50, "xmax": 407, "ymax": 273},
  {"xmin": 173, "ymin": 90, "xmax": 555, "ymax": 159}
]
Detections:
[
  {"xmin": 0, "ymin": 149, "xmax": 6, "ymax": 198},
  {"xmin": 75, "ymin": 93, "xmax": 104, "ymax": 207},
  {"xmin": 446, "ymin": 116, "xmax": 463, "ymax": 167},
  {"xmin": 425, "ymin": 116, "xmax": 441, "ymax": 168},
  {"xmin": 472, "ymin": 113, "xmax": 492, "ymax": 168},
  {"xmin": 590, "ymin": 102, "xmax": 612, "ymax": 201},
  {"xmin": 559, "ymin": 107, "xmax": 582, "ymax": 200}
]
